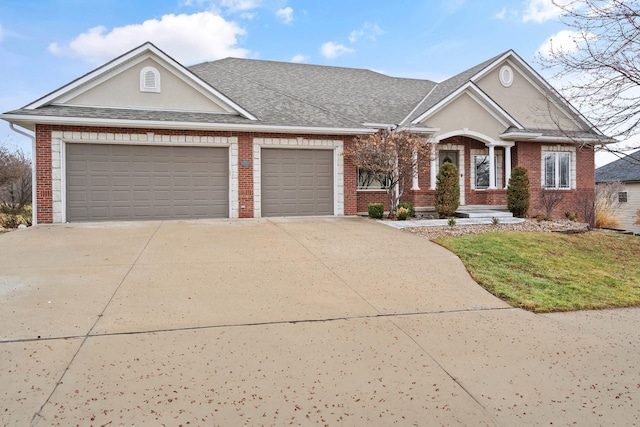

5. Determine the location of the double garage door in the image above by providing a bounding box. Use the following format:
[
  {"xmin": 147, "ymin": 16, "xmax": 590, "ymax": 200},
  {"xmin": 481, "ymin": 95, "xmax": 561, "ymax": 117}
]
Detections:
[
  {"xmin": 66, "ymin": 144, "xmax": 229, "ymax": 221},
  {"xmin": 66, "ymin": 144, "xmax": 333, "ymax": 221}
]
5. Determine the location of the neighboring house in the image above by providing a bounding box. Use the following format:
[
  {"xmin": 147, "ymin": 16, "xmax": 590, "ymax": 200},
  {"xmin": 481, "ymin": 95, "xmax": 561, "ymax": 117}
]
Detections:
[
  {"xmin": 595, "ymin": 151, "xmax": 640, "ymax": 234},
  {"xmin": 1, "ymin": 42, "xmax": 609, "ymax": 224}
]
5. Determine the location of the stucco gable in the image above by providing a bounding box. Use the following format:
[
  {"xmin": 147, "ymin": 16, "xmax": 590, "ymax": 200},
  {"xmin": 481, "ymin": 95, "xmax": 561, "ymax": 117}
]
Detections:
[
  {"xmin": 474, "ymin": 58, "xmax": 582, "ymax": 131},
  {"xmin": 25, "ymin": 42, "xmax": 256, "ymax": 120},
  {"xmin": 425, "ymin": 89, "xmax": 516, "ymax": 142}
]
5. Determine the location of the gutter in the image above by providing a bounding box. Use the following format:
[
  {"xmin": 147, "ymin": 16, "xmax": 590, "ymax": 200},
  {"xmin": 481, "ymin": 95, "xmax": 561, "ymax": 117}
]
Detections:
[
  {"xmin": 8, "ymin": 123, "xmax": 37, "ymax": 226},
  {"xmin": 1, "ymin": 114, "xmax": 377, "ymax": 136}
]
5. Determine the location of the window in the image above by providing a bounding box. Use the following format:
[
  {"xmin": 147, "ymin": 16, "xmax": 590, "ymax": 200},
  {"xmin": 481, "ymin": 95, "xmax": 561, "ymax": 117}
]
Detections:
[
  {"xmin": 140, "ymin": 66, "xmax": 161, "ymax": 93},
  {"xmin": 357, "ymin": 168, "xmax": 390, "ymax": 190},
  {"xmin": 619, "ymin": 191, "xmax": 628, "ymax": 203},
  {"xmin": 543, "ymin": 152, "xmax": 570, "ymax": 189},
  {"xmin": 474, "ymin": 155, "xmax": 496, "ymax": 189}
]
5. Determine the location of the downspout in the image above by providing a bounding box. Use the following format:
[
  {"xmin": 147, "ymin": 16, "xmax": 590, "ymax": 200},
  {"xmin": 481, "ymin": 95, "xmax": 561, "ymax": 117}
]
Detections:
[{"xmin": 9, "ymin": 123, "xmax": 37, "ymax": 226}]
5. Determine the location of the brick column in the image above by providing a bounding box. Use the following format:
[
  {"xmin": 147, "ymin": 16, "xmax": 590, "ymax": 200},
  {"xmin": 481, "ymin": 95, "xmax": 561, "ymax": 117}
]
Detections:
[
  {"xmin": 35, "ymin": 125, "xmax": 53, "ymax": 224},
  {"xmin": 237, "ymin": 134, "xmax": 254, "ymax": 218}
]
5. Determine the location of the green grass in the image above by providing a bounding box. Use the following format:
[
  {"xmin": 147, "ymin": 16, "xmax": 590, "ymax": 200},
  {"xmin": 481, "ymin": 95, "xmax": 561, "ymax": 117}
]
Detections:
[{"xmin": 435, "ymin": 231, "xmax": 640, "ymax": 313}]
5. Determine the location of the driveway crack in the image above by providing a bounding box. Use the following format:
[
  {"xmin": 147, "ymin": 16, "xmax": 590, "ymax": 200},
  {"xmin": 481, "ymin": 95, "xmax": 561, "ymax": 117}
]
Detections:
[{"xmin": 30, "ymin": 220, "xmax": 164, "ymax": 426}]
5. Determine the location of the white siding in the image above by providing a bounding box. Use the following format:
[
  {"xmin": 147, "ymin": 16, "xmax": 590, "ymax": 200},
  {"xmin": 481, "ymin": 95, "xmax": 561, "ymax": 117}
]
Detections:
[{"xmin": 618, "ymin": 183, "xmax": 640, "ymax": 234}]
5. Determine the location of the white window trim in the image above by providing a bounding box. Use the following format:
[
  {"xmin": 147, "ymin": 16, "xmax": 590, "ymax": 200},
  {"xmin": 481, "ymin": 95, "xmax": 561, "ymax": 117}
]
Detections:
[
  {"xmin": 140, "ymin": 66, "xmax": 161, "ymax": 93},
  {"xmin": 541, "ymin": 145, "xmax": 576, "ymax": 190},
  {"xmin": 470, "ymin": 149, "xmax": 503, "ymax": 190}
]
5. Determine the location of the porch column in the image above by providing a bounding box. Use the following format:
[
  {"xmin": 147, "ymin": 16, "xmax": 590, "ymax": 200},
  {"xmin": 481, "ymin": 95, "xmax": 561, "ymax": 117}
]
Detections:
[
  {"xmin": 504, "ymin": 145, "xmax": 512, "ymax": 189},
  {"xmin": 488, "ymin": 144, "xmax": 497, "ymax": 189},
  {"xmin": 412, "ymin": 150, "xmax": 420, "ymax": 190},
  {"xmin": 430, "ymin": 144, "xmax": 437, "ymax": 190}
]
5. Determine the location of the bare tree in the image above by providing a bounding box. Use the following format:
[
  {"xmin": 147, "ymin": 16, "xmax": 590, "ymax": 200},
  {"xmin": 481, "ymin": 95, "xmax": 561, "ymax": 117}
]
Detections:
[
  {"xmin": 538, "ymin": 0, "xmax": 640, "ymax": 157},
  {"xmin": 0, "ymin": 145, "xmax": 32, "ymax": 227},
  {"xmin": 343, "ymin": 130, "xmax": 435, "ymax": 217},
  {"xmin": 539, "ymin": 187, "xmax": 565, "ymax": 219}
]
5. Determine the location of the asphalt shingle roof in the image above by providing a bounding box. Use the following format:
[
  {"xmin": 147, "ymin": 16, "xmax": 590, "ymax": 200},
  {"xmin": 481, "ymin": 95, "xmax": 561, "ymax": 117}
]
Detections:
[
  {"xmin": 595, "ymin": 151, "xmax": 640, "ymax": 183},
  {"xmin": 188, "ymin": 58, "xmax": 437, "ymax": 127}
]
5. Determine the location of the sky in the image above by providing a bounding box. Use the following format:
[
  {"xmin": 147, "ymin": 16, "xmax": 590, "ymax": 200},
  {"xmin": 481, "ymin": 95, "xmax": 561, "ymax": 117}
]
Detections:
[{"xmin": 0, "ymin": 0, "xmax": 628, "ymax": 166}]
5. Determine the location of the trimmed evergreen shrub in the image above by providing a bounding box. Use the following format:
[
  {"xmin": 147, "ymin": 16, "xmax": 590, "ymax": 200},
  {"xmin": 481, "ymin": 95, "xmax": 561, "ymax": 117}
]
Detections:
[
  {"xmin": 368, "ymin": 203, "xmax": 384, "ymax": 219},
  {"xmin": 398, "ymin": 202, "xmax": 414, "ymax": 217},
  {"xmin": 507, "ymin": 166, "xmax": 530, "ymax": 218},
  {"xmin": 434, "ymin": 162, "xmax": 460, "ymax": 217}
]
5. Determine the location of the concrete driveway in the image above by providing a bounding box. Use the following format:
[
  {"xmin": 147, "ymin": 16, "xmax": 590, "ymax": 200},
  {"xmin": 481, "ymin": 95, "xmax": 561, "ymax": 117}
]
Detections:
[{"xmin": 1, "ymin": 217, "xmax": 638, "ymax": 426}]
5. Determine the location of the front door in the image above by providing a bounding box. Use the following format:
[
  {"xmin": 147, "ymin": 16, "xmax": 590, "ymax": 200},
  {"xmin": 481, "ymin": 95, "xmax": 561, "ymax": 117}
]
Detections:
[{"xmin": 438, "ymin": 150, "xmax": 464, "ymax": 205}]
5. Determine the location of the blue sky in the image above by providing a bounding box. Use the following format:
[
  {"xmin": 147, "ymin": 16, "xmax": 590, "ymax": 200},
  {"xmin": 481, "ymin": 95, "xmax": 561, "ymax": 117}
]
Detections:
[{"xmin": 0, "ymin": 0, "xmax": 619, "ymax": 165}]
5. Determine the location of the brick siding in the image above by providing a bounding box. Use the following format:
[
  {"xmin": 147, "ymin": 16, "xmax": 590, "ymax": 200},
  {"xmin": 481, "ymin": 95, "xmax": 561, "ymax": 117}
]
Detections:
[{"xmin": 34, "ymin": 125, "xmax": 595, "ymax": 223}]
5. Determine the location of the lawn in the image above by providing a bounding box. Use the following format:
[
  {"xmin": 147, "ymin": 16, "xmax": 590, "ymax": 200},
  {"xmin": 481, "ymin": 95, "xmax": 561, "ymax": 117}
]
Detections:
[{"xmin": 435, "ymin": 231, "xmax": 640, "ymax": 313}]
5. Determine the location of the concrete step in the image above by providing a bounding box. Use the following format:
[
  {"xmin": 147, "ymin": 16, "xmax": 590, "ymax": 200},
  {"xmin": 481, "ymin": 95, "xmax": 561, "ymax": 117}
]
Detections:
[{"xmin": 455, "ymin": 209, "xmax": 513, "ymax": 219}]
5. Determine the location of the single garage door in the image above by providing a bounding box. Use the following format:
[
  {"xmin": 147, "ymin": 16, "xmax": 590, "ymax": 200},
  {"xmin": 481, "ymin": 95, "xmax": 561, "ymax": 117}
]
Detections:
[
  {"xmin": 66, "ymin": 144, "xmax": 228, "ymax": 221},
  {"xmin": 261, "ymin": 148, "xmax": 333, "ymax": 216}
]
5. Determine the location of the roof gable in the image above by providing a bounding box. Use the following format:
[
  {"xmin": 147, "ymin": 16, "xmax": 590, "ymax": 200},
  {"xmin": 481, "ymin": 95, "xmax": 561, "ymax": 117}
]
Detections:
[
  {"xmin": 408, "ymin": 50, "xmax": 597, "ymax": 135},
  {"xmin": 26, "ymin": 42, "xmax": 257, "ymax": 120},
  {"xmin": 412, "ymin": 81, "xmax": 522, "ymax": 131}
]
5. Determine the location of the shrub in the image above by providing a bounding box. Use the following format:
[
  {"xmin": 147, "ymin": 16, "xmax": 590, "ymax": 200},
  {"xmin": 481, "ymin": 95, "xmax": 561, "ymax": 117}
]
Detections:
[
  {"xmin": 565, "ymin": 212, "xmax": 578, "ymax": 221},
  {"xmin": 595, "ymin": 182, "xmax": 623, "ymax": 228},
  {"xmin": 396, "ymin": 206, "xmax": 410, "ymax": 220},
  {"xmin": 636, "ymin": 210, "xmax": 640, "ymax": 226},
  {"xmin": 539, "ymin": 188, "xmax": 564, "ymax": 219},
  {"xmin": 492, "ymin": 217, "xmax": 500, "ymax": 225},
  {"xmin": 507, "ymin": 166, "xmax": 530, "ymax": 218},
  {"xmin": 448, "ymin": 217, "xmax": 456, "ymax": 227},
  {"xmin": 434, "ymin": 162, "xmax": 459, "ymax": 217},
  {"xmin": 368, "ymin": 203, "xmax": 384, "ymax": 219},
  {"xmin": 398, "ymin": 202, "xmax": 414, "ymax": 217}
]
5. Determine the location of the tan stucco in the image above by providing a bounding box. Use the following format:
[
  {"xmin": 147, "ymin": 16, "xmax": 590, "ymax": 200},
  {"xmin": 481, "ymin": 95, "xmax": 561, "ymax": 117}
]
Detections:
[
  {"xmin": 475, "ymin": 61, "xmax": 581, "ymax": 131},
  {"xmin": 425, "ymin": 92, "xmax": 507, "ymax": 142},
  {"xmin": 65, "ymin": 58, "xmax": 229, "ymax": 113}
]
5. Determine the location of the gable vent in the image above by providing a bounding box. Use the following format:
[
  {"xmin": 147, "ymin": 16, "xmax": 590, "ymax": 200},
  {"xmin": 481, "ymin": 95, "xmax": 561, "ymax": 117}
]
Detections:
[{"xmin": 140, "ymin": 66, "xmax": 161, "ymax": 93}]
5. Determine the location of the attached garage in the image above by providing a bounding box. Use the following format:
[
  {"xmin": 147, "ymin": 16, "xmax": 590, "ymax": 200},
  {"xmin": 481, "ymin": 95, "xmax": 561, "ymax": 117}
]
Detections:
[
  {"xmin": 66, "ymin": 143, "xmax": 229, "ymax": 221},
  {"xmin": 261, "ymin": 148, "xmax": 334, "ymax": 216}
]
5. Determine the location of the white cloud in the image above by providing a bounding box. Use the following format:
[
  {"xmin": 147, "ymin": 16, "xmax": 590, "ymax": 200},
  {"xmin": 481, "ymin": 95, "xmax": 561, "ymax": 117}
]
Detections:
[
  {"xmin": 348, "ymin": 23, "xmax": 382, "ymax": 43},
  {"xmin": 290, "ymin": 54, "xmax": 308, "ymax": 63},
  {"xmin": 219, "ymin": 0, "xmax": 261, "ymax": 11},
  {"xmin": 523, "ymin": 0, "xmax": 565, "ymax": 23},
  {"xmin": 494, "ymin": 7, "xmax": 507, "ymax": 19},
  {"xmin": 276, "ymin": 7, "xmax": 293, "ymax": 24},
  {"xmin": 537, "ymin": 29, "xmax": 597, "ymax": 58},
  {"xmin": 320, "ymin": 41, "xmax": 354, "ymax": 59},
  {"xmin": 181, "ymin": 0, "xmax": 261, "ymax": 12},
  {"xmin": 48, "ymin": 12, "xmax": 249, "ymax": 65}
]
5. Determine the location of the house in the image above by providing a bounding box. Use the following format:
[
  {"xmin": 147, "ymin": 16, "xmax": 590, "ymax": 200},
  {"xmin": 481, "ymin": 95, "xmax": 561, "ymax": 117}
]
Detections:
[
  {"xmin": 1, "ymin": 42, "xmax": 609, "ymax": 224},
  {"xmin": 596, "ymin": 151, "xmax": 640, "ymax": 234}
]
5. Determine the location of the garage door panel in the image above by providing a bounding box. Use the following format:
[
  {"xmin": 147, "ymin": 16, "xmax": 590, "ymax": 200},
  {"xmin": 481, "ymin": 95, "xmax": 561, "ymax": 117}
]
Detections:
[
  {"xmin": 261, "ymin": 148, "xmax": 333, "ymax": 217},
  {"xmin": 66, "ymin": 144, "xmax": 228, "ymax": 221}
]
